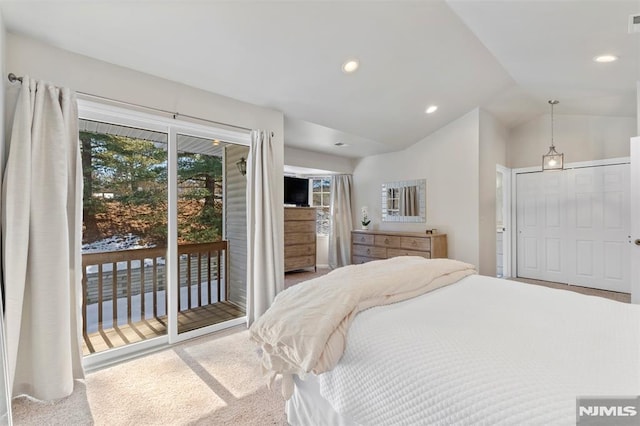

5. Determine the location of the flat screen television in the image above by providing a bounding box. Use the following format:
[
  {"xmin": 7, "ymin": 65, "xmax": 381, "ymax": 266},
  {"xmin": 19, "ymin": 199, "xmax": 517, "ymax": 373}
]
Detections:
[{"xmin": 284, "ymin": 176, "xmax": 309, "ymax": 206}]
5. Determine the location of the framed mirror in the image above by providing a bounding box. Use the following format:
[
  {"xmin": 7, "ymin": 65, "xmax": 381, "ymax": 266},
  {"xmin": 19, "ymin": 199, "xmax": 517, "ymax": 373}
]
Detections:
[{"xmin": 381, "ymin": 179, "xmax": 426, "ymax": 223}]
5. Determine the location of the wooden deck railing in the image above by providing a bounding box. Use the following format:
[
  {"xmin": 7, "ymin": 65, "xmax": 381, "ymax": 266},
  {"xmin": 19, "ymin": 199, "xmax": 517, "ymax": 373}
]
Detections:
[{"xmin": 81, "ymin": 241, "xmax": 228, "ymax": 342}]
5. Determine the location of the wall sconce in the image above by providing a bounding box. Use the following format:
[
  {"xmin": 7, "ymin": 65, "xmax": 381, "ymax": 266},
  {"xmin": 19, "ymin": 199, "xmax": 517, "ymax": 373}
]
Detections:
[{"xmin": 236, "ymin": 157, "xmax": 247, "ymax": 176}]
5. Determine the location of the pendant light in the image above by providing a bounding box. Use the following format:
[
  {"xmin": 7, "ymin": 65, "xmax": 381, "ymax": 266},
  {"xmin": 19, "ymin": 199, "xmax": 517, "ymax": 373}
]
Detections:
[{"xmin": 542, "ymin": 100, "xmax": 563, "ymax": 171}]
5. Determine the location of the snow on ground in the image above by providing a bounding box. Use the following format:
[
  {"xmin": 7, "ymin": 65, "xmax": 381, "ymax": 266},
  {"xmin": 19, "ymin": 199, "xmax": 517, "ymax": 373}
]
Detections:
[
  {"xmin": 83, "ymin": 233, "xmax": 153, "ymax": 253},
  {"xmin": 83, "ymin": 234, "xmax": 165, "ymax": 273}
]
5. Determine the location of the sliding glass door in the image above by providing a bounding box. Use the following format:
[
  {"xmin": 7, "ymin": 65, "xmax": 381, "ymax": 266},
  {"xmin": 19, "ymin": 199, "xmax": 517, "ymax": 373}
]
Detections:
[
  {"xmin": 173, "ymin": 133, "xmax": 247, "ymax": 337},
  {"xmin": 79, "ymin": 118, "xmax": 169, "ymax": 356},
  {"xmin": 79, "ymin": 101, "xmax": 250, "ymax": 363}
]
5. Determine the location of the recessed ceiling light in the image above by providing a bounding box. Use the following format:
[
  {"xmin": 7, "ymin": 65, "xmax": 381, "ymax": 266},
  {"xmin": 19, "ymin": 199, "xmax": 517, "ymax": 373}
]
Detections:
[
  {"xmin": 593, "ymin": 54, "xmax": 618, "ymax": 63},
  {"xmin": 425, "ymin": 105, "xmax": 438, "ymax": 114},
  {"xmin": 342, "ymin": 60, "xmax": 359, "ymax": 73}
]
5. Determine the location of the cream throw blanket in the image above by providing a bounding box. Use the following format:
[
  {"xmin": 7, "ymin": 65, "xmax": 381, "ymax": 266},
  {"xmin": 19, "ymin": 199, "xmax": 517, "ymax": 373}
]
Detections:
[{"xmin": 249, "ymin": 256, "xmax": 476, "ymax": 398}]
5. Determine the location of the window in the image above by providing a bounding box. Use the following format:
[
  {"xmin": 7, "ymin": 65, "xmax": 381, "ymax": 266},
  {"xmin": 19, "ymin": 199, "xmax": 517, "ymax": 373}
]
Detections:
[
  {"xmin": 386, "ymin": 187, "xmax": 400, "ymax": 216},
  {"xmin": 311, "ymin": 177, "xmax": 331, "ymax": 236}
]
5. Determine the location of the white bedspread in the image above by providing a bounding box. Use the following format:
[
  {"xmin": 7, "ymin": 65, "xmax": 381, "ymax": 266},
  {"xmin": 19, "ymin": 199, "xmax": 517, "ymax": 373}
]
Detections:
[
  {"xmin": 316, "ymin": 275, "xmax": 640, "ymax": 425},
  {"xmin": 250, "ymin": 257, "xmax": 475, "ymax": 398}
]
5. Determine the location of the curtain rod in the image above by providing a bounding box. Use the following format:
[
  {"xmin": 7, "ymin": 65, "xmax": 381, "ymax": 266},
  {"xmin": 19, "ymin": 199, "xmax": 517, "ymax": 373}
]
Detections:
[{"xmin": 7, "ymin": 72, "xmax": 256, "ymax": 134}]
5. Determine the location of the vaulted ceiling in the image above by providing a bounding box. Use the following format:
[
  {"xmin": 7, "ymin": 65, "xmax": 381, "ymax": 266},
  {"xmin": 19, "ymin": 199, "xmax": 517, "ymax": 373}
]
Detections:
[{"xmin": 1, "ymin": 1, "xmax": 638, "ymax": 158}]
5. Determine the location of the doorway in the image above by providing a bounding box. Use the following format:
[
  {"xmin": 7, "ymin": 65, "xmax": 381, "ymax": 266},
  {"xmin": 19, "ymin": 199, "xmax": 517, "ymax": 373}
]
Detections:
[
  {"xmin": 78, "ymin": 100, "xmax": 250, "ymax": 366},
  {"xmin": 496, "ymin": 165, "xmax": 511, "ymax": 278}
]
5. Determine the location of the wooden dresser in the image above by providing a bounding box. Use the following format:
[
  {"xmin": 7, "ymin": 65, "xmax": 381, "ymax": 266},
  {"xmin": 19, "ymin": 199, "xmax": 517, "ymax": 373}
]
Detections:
[
  {"xmin": 284, "ymin": 207, "xmax": 317, "ymax": 272},
  {"xmin": 351, "ymin": 230, "xmax": 447, "ymax": 264}
]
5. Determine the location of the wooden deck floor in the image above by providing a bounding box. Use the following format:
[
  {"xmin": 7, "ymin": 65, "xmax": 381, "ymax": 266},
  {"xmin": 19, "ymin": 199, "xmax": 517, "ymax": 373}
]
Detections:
[{"xmin": 82, "ymin": 301, "xmax": 245, "ymax": 355}]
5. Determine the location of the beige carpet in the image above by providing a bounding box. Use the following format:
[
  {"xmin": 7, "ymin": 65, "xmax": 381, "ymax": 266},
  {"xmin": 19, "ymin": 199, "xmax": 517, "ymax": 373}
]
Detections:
[
  {"xmin": 284, "ymin": 266, "xmax": 330, "ymax": 289},
  {"xmin": 511, "ymin": 277, "xmax": 631, "ymax": 303},
  {"xmin": 12, "ymin": 326, "xmax": 286, "ymax": 426},
  {"xmin": 11, "ymin": 268, "xmax": 328, "ymax": 426}
]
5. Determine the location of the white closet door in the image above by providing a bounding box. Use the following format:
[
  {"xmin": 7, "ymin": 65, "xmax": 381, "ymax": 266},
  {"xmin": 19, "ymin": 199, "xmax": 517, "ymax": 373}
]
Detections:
[
  {"xmin": 631, "ymin": 137, "xmax": 640, "ymax": 303},
  {"xmin": 566, "ymin": 165, "xmax": 630, "ymax": 292},
  {"xmin": 516, "ymin": 164, "xmax": 630, "ymax": 292},
  {"xmin": 516, "ymin": 172, "xmax": 567, "ymax": 283}
]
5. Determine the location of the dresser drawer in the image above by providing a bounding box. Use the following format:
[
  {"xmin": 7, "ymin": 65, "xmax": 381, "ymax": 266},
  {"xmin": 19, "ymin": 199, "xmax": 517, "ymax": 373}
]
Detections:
[
  {"xmin": 351, "ymin": 231, "xmax": 446, "ymax": 266},
  {"xmin": 284, "ymin": 208, "xmax": 316, "ymax": 221},
  {"xmin": 353, "ymin": 244, "xmax": 386, "ymax": 258},
  {"xmin": 400, "ymin": 236, "xmax": 431, "ymax": 251},
  {"xmin": 285, "ymin": 255, "xmax": 315, "ymax": 272},
  {"xmin": 387, "ymin": 248, "xmax": 431, "ymax": 259},
  {"xmin": 284, "ymin": 243, "xmax": 315, "ymax": 258},
  {"xmin": 374, "ymin": 235, "xmax": 401, "ymax": 248},
  {"xmin": 285, "ymin": 233, "xmax": 315, "ymax": 245},
  {"xmin": 352, "ymin": 256, "xmax": 374, "ymax": 265},
  {"xmin": 352, "ymin": 233, "xmax": 374, "ymax": 245},
  {"xmin": 284, "ymin": 220, "xmax": 316, "ymax": 233}
]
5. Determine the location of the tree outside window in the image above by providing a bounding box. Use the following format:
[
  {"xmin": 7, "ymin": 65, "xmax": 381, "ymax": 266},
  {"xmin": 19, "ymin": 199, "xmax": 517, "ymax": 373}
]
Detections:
[
  {"xmin": 80, "ymin": 127, "xmax": 223, "ymax": 251},
  {"xmin": 311, "ymin": 177, "xmax": 331, "ymax": 236}
]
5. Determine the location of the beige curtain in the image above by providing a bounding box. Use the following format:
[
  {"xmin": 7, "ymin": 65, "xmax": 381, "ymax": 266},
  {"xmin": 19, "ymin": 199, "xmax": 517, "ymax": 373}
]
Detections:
[
  {"xmin": 400, "ymin": 186, "xmax": 418, "ymax": 216},
  {"xmin": 2, "ymin": 76, "xmax": 84, "ymax": 400},
  {"xmin": 246, "ymin": 130, "xmax": 283, "ymax": 325},
  {"xmin": 328, "ymin": 175, "xmax": 353, "ymax": 269}
]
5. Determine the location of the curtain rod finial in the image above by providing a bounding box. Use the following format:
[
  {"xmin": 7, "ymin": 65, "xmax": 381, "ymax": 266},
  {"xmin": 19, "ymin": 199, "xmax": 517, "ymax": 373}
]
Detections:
[{"xmin": 8, "ymin": 73, "xmax": 23, "ymax": 83}]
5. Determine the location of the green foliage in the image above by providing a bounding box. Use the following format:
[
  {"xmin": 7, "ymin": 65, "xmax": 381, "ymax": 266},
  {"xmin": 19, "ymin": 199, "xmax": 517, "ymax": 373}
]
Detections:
[
  {"xmin": 177, "ymin": 153, "xmax": 222, "ymax": 181},
  {"xmin": 81, "ymin": 130, "xmax": 224, "ymax": 245},
  {"xmin": 144, "ymin": 204, "xmax": 169, "ymax": 244},
  {"xmin": 117, "ymin": 190, "xmax": 167, "ymax": 206},
  {"xmin": 177, "ymin": 152, "xmax": 223, "ymax": 242}
]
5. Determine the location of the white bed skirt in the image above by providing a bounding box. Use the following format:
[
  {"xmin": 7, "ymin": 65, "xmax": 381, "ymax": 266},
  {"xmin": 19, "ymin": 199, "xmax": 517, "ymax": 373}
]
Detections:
[{"xmin": 287, "ymin": 375, "xmax": 356, "ymax": 426}]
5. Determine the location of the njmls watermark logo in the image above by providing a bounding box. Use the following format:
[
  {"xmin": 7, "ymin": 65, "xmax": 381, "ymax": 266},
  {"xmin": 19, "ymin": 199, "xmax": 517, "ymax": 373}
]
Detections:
[{"xmin": 577, "ymin": 396, "xmax": 640, "ymax": 425}]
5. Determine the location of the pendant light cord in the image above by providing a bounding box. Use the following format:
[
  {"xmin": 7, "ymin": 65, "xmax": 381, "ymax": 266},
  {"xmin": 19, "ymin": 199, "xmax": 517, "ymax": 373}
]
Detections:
[
  {"xmin": 549, "ymin": 100, "xmax": 558, "ymax": 149},
  {"xmin": 551, "ymin": 102, "xmax": 555, "ymax": 148}
]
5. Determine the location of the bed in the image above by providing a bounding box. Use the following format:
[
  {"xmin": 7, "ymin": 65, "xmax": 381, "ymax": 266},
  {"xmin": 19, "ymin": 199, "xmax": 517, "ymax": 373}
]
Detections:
[{"xmin": 251, "ymin": 257, "xmax": 640, "ymax": 425}]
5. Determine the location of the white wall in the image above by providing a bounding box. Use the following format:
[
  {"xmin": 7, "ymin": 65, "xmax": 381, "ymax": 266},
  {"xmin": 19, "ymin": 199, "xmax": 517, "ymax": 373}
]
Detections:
[
  {"xmin": 508, "ymin": 114, "xmax": 635, "ymax": 169},
  {"xmin": 284, "ymin": 146, "xmax": 354, "ymax": 174},
  {"xmin": 7, "ymin": 34, "xmax": 284, "ymax": 137},
  {"xmin": 353, "ymin": 109, "xmax": 480, "ymax": 267},
  {"xmin": 479, "ymin": 109, "xmax": 508, "ymax": 276},
  {"xmin": 6, "ymin": 32, "xmax": 286, "ymax": 291}
]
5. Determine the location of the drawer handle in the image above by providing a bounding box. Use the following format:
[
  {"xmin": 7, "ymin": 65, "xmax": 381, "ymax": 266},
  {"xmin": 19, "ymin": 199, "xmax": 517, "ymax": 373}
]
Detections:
[
  {"xmin": 411, "ymin": 240, "xmax": 417, "ymax": 246},
  {"xmin": 367, "ymin": 248, "xmax": 371, "ymax": 254},
  {"xmin": 384, "ymin": 238, "xmax": 389, "ymax": 244},
  {"xmin": 360, "ymin": 237, "xmax": 365, "ymax": 242}
]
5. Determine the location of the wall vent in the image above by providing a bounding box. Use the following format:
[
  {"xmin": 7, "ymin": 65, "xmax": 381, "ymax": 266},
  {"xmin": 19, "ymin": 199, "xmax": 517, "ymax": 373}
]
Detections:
[{"xmin": 629, "ymin": 14, "xmax": 640, "ymax": 33}]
